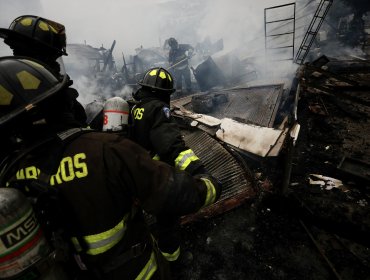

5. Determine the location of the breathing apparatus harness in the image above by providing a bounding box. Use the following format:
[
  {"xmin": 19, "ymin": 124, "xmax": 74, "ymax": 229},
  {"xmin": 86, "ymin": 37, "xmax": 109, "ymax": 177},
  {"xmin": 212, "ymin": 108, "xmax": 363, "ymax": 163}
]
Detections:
[
  {"xmin": 0, "ymin": 127, "xmax": 93, "ymax": 279},
  {"xmin": 0, "ymin": 127, "xmax": 150, "ymax": 278}
]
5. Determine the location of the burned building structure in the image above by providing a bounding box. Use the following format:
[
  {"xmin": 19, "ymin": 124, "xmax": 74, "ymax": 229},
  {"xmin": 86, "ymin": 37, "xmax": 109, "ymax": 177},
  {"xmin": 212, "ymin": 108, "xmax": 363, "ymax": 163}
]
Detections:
[
  {"xmin": 0, "ymin": 0, "xmax": 370, "ymax": 279},
  {"xmin": 162, "ymin": 1, "xmax": 370, "ymax": 279},
  {"xmin": 45, "ymin": 5, "xmax": 370, "ymax": 278},
  {"xmin": 65, "ymin": 40, "xmax": 125, "ymax": 95}
]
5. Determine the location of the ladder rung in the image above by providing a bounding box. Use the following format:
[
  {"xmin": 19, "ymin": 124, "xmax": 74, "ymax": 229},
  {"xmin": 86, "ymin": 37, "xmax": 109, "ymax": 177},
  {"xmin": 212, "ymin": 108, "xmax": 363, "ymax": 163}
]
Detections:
[{"xmin": 294, "ymin": 0, "xmax": 332, "ymax": 65}]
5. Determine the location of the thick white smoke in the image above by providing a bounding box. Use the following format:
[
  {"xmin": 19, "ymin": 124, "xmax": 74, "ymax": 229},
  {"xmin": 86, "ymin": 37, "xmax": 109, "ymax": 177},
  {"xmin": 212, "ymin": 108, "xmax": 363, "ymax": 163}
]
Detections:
[{"xmin": 1, "ymin": 0, "xmax": 364, "ymax": 104}]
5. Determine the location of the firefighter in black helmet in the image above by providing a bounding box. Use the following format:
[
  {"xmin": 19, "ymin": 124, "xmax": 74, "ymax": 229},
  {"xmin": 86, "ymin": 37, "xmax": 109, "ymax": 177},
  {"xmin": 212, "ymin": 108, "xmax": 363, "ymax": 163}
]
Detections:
[
  {"xmin": 85, "ymin": 100, "xmax": 104, "ymax": 130},
  {"xmin": 0, "ymin": 15, "xmax": 87, "ymax": 127},
  {"xmin": 131, "ymin": 67, "xmax": 211, "ymax": 268},
  {"xmin": 0, "ymin": 56, "xmax": 221, "ymax": 280},
  {"xmin": 167, "ymin": 37, "xmax": 194, "ymax": 93}
]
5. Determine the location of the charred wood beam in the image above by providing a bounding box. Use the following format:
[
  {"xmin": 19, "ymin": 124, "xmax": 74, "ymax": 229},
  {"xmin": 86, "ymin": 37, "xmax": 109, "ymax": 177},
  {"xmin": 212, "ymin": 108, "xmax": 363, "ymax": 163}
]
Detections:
[
  {"xmin": 299, "ymin": 220, "xmax": 343, "ymax": 280},
  {"xmin": 333, "ymin": 234, "xmax": 370, "ymax": 269},
  {"xmin": 303, "ymin": 83, "xmax": 333, "ymax": 94},
  {"xmin": 288, "ymin": 193, "xmax": 370, "ymax": 248},
  {"xmin": 281, "ymin": 135, "xmax": 294, "ymax": 195},
  {"xmin": 331, "ymin": 85, "xmax": 370, "ymax": 95},
  {"xmin": 304, "ymin": 65, "xmax": 360, "ymax": 86},
  {"xmin": 325, "ymin": 61, "xmax": 370, "ymax": 74},
  {"xmin": 303, "ymin": 82, "xmax": 370, "ymax": 107},
  {"xmin": 180, "ymin": 189, "xmax": 256, "ymax": 225},
  {"xmin": 337, "ymin": 156, "xmax": 370, "ymax": 183},
  {"xmin": 330, "ymin": 85, "xmax": 370, "ymax": 93},
  {"xmin": 265, "ymin": 193, "xmax": 370, "ymax": 248}
]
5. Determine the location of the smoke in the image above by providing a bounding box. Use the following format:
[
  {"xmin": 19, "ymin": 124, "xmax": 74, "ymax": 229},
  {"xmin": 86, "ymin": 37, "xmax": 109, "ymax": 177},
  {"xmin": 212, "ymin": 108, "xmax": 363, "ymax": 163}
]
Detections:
[
  {"xmin": 71, "ymin": 73, "xmax": 135, "ymax": 106},
  {"xmin": 39, "ymin": 0, "xmax": 164, "ymax": 57},
  {"xmin": 1, "ymin": 0, "xmax": 305, "ymax": 60},
  {"xmin": 0, "ymin": 0, "xmax": 44, "ymax": 56},
  {"xmin": 0, "ymin": 0, "xmax": 43, "ymax": 27},
  {"xmin": 1, "ymin": 0, "xmax": 366, "ymax": 104},
  {"xmin": 0, "ymin": 0, "xmax": 313, "ymax": 103}
]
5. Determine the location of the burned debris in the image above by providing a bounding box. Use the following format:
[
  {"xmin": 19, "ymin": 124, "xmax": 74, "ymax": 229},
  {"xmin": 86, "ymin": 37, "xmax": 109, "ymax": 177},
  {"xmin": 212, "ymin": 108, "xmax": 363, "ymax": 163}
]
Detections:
[
  {"xmin": 65, "ymin": 40, "xmax": 129, "ymax": 96},
  {"xmin": 163, "ymin": 1, "xmax": 370, "ymax": 279},
  {"xmin": 1, "ymin": 0, "xmax": 370, "ymax": 279}
]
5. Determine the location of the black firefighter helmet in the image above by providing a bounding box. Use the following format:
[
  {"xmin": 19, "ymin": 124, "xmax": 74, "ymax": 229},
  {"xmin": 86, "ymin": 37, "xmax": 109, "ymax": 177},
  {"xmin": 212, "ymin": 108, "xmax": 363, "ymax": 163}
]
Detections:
[
  {"xmin": 0, "ymin": 15, "xmax": 67, "ymax": 57},
  {"xmin": 0, "ymin": 56, "xmax": 68, "ymax": 129},
  {"xmin": 168, "ymin": 37, "xmax": 178, "ymax": 49},
  {"xmin": 138, "ymin": 67, "xmax": 176, "ymax": 94}
]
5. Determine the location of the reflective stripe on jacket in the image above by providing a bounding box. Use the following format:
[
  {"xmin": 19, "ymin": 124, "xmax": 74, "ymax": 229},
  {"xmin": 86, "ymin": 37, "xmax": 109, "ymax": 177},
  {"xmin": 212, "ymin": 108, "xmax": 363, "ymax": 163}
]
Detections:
[
  {"xmin": 3, "ymin": 131, "xmax": 218, "ymax": 279},
  {"xmin": 200, "ymin": 178, "xmax": 217, "ymax": 208},
  {"xmin": 71, "ymin": 213, "xmax": 129, "ymax": 255},
  {"xmin": 131, "ymin": 97, "xmax": 205, "ymax": 175}
]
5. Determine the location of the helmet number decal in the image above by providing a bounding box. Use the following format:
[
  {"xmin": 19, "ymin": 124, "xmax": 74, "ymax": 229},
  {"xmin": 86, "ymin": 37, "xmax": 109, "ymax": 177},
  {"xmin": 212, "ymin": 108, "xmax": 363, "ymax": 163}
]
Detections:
[
  {"xmin": 133, "ymin": 108, "xmax": 144, "ymax": 120},
  {"xmin": 103, "ymin": 114, "xmax": 108, "ymax": 125}
]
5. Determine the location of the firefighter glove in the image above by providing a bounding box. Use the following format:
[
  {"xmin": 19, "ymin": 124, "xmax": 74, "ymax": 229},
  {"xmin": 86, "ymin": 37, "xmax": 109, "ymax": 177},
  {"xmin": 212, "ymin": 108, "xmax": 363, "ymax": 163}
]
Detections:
[{"xmin": 195, "ymin": 174, "xmax": 222, "ymax": 208}]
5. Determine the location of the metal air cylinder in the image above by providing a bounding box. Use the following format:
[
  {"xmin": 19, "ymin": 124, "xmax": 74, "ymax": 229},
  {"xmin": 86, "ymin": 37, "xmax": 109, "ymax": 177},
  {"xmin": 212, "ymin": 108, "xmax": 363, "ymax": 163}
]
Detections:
[
  {"xmin": 0, "ymin": 188, "xmax": 51, "ymax": 278},
  {"xmin": 102, "ymin": 96, "xmax": 129, "ymax": 132}
]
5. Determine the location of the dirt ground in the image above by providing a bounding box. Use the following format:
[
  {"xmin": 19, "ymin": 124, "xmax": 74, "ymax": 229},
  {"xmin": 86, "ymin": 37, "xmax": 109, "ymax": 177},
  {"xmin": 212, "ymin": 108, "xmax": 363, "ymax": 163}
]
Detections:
[{"xmin": 174, "ymin": 57, "xmax": 370, "ymax": 280}]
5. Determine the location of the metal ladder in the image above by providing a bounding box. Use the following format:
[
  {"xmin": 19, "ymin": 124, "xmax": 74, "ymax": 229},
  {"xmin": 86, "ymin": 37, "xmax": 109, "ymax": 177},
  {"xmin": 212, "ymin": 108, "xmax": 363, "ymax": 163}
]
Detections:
[
  {"xmin": 294, "ymin": 0, "xmax": 333, "ymax": 65},
  {"xmin": 264, "ymin": 3, "xmax": 296, "ymax": 61}
]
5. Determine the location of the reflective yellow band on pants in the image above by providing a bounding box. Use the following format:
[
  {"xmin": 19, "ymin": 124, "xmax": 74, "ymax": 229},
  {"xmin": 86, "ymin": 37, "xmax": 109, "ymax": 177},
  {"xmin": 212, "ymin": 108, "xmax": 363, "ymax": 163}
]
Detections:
[
  {"xmin": 174, "ymin": 149, "xmax": 199, "ymax": 171},
  {"xmin": 71, "ymin": 213, "xmax": 129, "ymax": 255},
  {"xmin": 136, "ymin": 251, "xmax": 157, "ymax": 280},
  {"xmin": 160, "ymin": 246, "xmax": 180, "ymax": 262},
  {"xmin": 200, "ymin": 178, "xmax": 217, "ymax": 208}
]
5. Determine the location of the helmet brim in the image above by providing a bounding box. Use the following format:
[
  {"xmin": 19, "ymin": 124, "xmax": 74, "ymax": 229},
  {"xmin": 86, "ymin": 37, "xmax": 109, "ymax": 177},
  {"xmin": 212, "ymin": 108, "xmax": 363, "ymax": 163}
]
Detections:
[
  {"xmin": 138, "ymin": 82, "xmax": 176, "ymax": 94},
  {"xmin": 0, "ymin": 56, "xmax": 69, "ymax": 128},
  {"xmin": 0, "ymin": 28, "xmax": 67, "ymax": 56}
]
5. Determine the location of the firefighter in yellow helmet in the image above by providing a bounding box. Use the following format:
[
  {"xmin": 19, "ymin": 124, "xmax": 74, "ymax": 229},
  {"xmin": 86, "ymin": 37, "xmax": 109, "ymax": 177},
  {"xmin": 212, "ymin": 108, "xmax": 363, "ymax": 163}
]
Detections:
[
  {"xmin": 131, "ymin": 67, "xmax": 205, "ymax": 175},
  {"xmin": 131, "ymin": 67, "xmax": 212, "ymax": 268},
  {"xmin": 0, "ymin": 15, "xmax": 87, "ymax": 127},
  {"xmin": 0, "ymin": 57, "xmax": 221, "ymax": 279}
]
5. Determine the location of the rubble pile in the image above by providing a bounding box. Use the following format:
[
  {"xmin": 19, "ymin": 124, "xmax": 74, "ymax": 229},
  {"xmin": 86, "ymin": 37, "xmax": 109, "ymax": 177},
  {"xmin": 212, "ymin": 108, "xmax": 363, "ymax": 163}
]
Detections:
[{"xmin": 174, "ymin": 56, "xmax": 370, "ymax": 280}]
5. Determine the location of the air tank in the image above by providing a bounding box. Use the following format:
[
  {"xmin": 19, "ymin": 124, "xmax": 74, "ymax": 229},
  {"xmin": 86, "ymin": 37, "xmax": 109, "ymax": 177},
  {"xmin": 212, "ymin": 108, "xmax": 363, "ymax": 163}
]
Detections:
[
  {"xmin": 0, "ymin": 188, "xmax": 51, "ymax": 278},
  {"xmin": 102, "ymin": 96, "xmax": 129, "ymax": 132}
]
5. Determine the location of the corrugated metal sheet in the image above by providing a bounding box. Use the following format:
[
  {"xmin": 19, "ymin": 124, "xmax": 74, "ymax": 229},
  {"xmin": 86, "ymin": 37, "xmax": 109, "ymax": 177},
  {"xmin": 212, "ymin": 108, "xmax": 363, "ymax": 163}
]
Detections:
[
  {"xmin": 182, "ymin": 85, "xmax": 284, "ymax": 127},
  {"xmin": 181, "ymin": 129, "xmax": 255, "ymax": 223}
]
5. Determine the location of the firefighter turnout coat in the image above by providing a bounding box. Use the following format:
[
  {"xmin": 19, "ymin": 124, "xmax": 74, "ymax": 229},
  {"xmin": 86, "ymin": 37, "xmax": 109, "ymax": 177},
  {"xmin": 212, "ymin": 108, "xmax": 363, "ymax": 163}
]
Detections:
[
  {"xmin": 131, "ymin": 94, "xmax": 205, "ymax": 175},
  {"xmin": 2, "ymin": 130, "xmax": 220, "ymax": 279},
  {"xmin": 168, "ymin": 44, "xmax": 193, "ymax": 71}
]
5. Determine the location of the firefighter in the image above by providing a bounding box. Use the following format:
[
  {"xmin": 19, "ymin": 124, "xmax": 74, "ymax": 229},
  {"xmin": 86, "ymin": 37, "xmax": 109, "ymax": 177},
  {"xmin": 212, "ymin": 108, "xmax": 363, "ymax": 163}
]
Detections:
[
  {"xmin": 131, "ymin": 67, "xmax": 205, "ymax": 174},
  {"xmin": 167, "ymin": 37, "xmax": 194, "ymax": 93},
  {"xmin": 131, "ymin": 67, "xmax": 210, "ymax": 266},
  {"xmin": 0, "ymin": 15, "xmax": 87, "ymax": 127},
  {"xmin": 85, "ymin": 100, "xmax": 104, "ymax": 130},
  {"xmin": 0, "ymin": 56, "xmax": 221, "ymax": 280}
]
